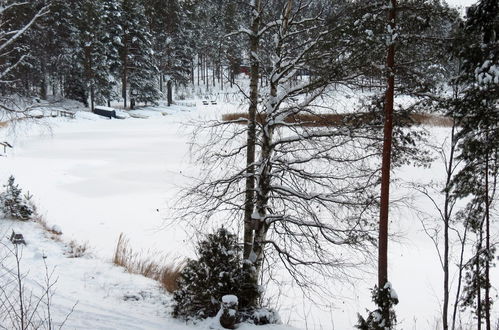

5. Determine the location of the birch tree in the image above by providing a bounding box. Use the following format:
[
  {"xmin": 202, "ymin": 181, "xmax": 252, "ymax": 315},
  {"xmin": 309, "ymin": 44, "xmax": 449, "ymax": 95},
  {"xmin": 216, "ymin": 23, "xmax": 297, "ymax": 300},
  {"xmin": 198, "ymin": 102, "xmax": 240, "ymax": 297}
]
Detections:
[
  {"xmin": 243, "ymin": 0, "xmax": 262, "ymax": 263},
  {"xmin": 180, "ymin": 0, "xmax": 382, "ymax": 301}
]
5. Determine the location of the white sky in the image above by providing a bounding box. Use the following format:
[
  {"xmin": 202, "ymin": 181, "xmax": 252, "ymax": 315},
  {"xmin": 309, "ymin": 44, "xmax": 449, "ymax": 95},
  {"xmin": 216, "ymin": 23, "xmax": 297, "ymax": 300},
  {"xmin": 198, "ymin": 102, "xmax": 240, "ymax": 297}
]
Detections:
[{"xmin": 446, "ymin": 0, "xmax": 477, "ymax": 8}]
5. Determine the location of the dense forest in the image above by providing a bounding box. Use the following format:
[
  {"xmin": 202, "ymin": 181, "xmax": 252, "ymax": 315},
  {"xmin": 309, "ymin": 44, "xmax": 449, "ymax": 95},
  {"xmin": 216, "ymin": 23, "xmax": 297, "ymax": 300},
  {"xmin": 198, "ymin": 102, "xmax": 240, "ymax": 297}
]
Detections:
[{"xmin": 0, "ymin": 0, "xmax": 498, "ymax": 329}]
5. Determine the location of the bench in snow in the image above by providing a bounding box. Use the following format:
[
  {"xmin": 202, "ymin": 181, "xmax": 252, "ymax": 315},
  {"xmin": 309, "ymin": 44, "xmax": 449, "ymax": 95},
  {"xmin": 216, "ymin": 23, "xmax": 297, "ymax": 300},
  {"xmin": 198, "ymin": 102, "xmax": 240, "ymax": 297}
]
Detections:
[
  {"xmin": 60, "ymin": 110, "xmax": 75, "ymax": 118},
  {"xmin": 0, "ymin": 141, "xmax": 12, "ymax": 153},
  {"xmin": 10, "ymin": 230, "xmax": 26, "ymax": 245},
  {"xmin": 93, "ymin": 106, "xmax": 117, "ymax": 119},
  {"xmin": 48, "ymin": 110, "xmax": 75, "ymax": 118}
]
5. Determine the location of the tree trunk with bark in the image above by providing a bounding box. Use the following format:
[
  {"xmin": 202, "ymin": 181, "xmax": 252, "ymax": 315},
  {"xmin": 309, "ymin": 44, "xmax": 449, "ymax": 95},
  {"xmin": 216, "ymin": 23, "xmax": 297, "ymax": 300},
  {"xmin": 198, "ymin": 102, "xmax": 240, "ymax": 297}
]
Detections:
[
  {"xmin": 122, "ymin": 45, "xmax": 128, "ymax": 109},
  {"xmin": 442, "ymin": 123, "xmax": 457, "ymax": 330},
  {"xmin": 484, "ymin": 150, "xmax": 490, "ymax": 330},
  {"xmin": 243, "ymin": 0, "xmax": 261, "ymax": 261},
  {"xmin": 378, "ymin": 0, "xmax": 397, "ymax": 324},
  {"xmin": 167, "ymin": 80, "xmax": 173, "ymax": 106}
]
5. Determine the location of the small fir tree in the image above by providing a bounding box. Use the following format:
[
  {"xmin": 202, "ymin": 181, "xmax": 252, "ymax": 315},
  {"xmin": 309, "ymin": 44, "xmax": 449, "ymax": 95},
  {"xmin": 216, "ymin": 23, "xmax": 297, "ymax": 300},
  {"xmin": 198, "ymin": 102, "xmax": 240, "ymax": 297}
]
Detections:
[
  {"xmin": 172, "ymin": 227, "xmax": 260, "ymax": 321},
  {"xmin": 356, "ymin": 283, "xmax": 399, "ymax": 330},
  {"xmin": 0, "ymin": 176, "xmax": 34, "ymax": 221}
]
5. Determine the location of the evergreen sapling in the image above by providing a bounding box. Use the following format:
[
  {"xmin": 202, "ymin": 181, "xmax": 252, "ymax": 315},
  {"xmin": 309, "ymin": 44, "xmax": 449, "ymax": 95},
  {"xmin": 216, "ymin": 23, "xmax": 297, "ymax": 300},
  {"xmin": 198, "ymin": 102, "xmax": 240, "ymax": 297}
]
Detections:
[
  {"xmin": 0, "ymin": 176, "xmax": 34, "ymax": 221},
  {"xmin": 172, "ymin": 227, "xmax": 264, "ymax": 323}
]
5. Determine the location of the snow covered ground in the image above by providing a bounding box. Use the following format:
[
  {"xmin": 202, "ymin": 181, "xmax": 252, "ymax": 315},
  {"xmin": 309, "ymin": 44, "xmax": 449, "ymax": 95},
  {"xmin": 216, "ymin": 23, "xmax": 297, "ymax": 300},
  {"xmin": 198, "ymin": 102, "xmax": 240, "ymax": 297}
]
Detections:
[
  {"xmin": 0, "ymin": 102, "xmax": 297, "ymax": 330},
  {"xmin": 1, "ymin": 100, "xmax": 497, "ymax": 329},
  {"xmin": 0, "ymin": 218, "xmax": 294, "ymax": 330}
]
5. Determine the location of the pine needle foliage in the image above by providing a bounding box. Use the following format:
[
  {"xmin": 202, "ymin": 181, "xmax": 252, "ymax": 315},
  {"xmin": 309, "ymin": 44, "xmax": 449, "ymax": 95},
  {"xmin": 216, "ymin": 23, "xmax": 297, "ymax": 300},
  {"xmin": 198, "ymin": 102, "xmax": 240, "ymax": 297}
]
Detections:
[
  {"xmin": 356, "ymin": 283, "xmax": 399, "ymax": 330},
  {"xmin": 172, "ymin": 227, "xmax": 259, "ymax": 321},
  {"xmin": 0, "ymin": 176, "xmax": 34, "ymax": 221}
]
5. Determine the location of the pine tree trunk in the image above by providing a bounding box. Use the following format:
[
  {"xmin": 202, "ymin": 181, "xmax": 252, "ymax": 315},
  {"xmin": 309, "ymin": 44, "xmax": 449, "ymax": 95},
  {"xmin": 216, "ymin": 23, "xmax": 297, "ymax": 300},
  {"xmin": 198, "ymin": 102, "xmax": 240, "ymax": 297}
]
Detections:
[
  {"xmin": 220, "ymin": 62, "xmax": 224, "ymax": 91},
  {"xmin": 167, "ymin": 80, "xmax": 172, "ymax": 106},
  {"xmin": 40, "ymin": 63, "xmax": 47, "ymax": 100},
  {"xmin": 40, "ymin": 77, "xmax": 47, "ymax": 100},
  {"xmin": 90, "ymin": 84, "xmax": 95, "ymax": 112},
  {"xmin": 202, "ymin": 55, "xmax": 205, "ymax": 85},
  {"xmin": 484, "ymin": 151, "xmax": 490, "ymax": 330},
  {"xmin": 477, "ymin": 229, "xmax": 482, "ymax": 330},
  {"xmin": 205, "ymin": 57, "xmax": 209, "ymax": 88},
  {"xmin": 122, "ymin": 46, "xmax": 128, "ymax": 109},
  {"xmin": 130, "ymin": 91, "xmax": 135, "ymax": 110},
  {"xmin": 60, "ymin": 76, "xmax": 64, "ymax": 98},
  {"xmin": 197, "ymin": 56, "xmax": 200, "ymax": 86},
  {"xmin": 442, "ymin": 122, "xmax": 456, "ymax": 330},
  {"xmin": 191, "ymin": 59, "xmax": 194, "ymax": 85},
  {"xmin": 212, "ymin": 61, "xmax": 216, "ymax": 87},
  {"xmin": 378, "ymin": 0, "xmax": 397, "ymax": 325}
]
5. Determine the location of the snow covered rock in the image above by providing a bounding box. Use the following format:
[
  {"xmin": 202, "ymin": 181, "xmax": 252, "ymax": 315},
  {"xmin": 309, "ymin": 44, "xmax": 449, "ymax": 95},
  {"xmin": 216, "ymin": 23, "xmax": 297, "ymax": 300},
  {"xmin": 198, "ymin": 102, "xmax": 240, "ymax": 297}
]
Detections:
[{"xmin": 220, "ymin": 295, "xmax": 238, "ymax": 329}]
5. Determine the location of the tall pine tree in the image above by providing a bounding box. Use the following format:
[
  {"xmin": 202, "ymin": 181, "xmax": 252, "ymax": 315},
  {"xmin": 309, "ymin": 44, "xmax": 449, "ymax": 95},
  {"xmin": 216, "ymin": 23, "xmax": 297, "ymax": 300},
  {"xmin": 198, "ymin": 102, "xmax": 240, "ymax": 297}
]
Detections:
[
  {"xmin": 119, "ymin": 0, "xmax": 160, "ymax": 109},
  {"xmin": 451, "ymin": 1, "xmax": 499, "ymax": 329}
]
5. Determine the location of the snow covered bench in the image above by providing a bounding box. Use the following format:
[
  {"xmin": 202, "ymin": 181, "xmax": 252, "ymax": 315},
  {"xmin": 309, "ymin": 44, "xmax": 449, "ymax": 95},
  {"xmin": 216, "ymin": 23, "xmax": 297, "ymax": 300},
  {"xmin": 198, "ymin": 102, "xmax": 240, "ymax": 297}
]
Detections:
[
  {"xmin": 93, "ymin": 106, "xmax": 117, "ymax": 119},
  {"xmin": 0, "ymin": 141, "xmax": 12, "ymax": 153},
  {"xmin": 49, "ymin": 110, "xmax": 75, "ymax": 118},
  {"xmin": 60, "ymin": 110, "xmax": 75, "ymax": 118}
]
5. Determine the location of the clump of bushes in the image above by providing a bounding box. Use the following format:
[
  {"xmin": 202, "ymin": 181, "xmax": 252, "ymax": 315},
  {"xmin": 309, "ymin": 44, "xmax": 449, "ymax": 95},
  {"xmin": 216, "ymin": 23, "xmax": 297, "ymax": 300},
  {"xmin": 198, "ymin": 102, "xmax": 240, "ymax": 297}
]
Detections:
[
  {"xmin": 0, "ymin": 175, "xmax": 35, "ymax": 220},
  {"xmin": 172, "ymin": 227, "xmax": 278, "ymax": 326}
]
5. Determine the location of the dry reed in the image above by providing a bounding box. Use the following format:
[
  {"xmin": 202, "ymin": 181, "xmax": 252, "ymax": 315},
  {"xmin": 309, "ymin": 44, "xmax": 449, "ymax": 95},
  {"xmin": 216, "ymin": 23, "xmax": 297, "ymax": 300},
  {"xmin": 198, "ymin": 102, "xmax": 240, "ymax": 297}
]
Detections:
[
  {"xmin": 222, "ymin": 111, "xmax": 454, "ymax": 128},
  {"xmin": 113, "ymin": 233, "xmax": 184, "ymax": 293}
]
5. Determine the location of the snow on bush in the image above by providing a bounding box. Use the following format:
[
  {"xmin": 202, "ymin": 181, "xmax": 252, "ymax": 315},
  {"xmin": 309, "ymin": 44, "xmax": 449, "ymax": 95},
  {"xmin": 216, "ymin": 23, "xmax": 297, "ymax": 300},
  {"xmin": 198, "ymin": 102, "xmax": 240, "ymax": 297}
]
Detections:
[
  {"xmin": 172, "ymin": 227, "xmax": 262, "ymax": 323},
  {"xmin": 0, "ymin": 176, "xmax": 35, "ymax": 221},
  {"xmin": 356, "ymin": 282, "xmax": 399, "ymax": 330}
]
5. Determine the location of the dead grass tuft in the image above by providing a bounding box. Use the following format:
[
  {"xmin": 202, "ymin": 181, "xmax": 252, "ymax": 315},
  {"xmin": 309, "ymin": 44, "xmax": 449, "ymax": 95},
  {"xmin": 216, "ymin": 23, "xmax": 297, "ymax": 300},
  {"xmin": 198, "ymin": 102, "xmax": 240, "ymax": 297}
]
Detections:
[
  {"xmin": 33, "ymin": 214, "xmax": 89, "ymax": 258},
  {"xmin": 65, "ymin": 240, "xmax": 89, "ymax": 258},
  {"xmin": 32, "ymin": 214, "xmax": 63, "ymax": 242},
  {"xmin": 113, "ymin": 233, "xmax": 185, "ymax": 293},
  {"xmin": 409, "ymin": 113, "xmax": 453, "ymax": 127},
  {"xmin": 159, "ymin": 263, "xmax": 185, "ymax": 293}
]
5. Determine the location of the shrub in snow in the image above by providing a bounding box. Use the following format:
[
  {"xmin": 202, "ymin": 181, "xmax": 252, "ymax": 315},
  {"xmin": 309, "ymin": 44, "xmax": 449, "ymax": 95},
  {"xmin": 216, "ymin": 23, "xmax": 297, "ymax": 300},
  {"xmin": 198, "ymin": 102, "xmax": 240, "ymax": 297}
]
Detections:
[
  {"xmin": 172, "ymin": 227, "xmax": 261, "ymax": 323},
  {"xmin": 356, "ymin": 282, "xmax": 399, "ymax": 330},
  {"xmin": 51, "ymin": 225, "xmax": 63, "ymax": 235},
  {"xmin": 0, "ymin": 176, "xmax": 34, "ymax": 220},
  {"xmin": 65, "ymin": 240, "xmax": 89, "ymax": 258},
  {"xmin": 246, "ymin": 307, "xmax": 281, "ymax": 325}
]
